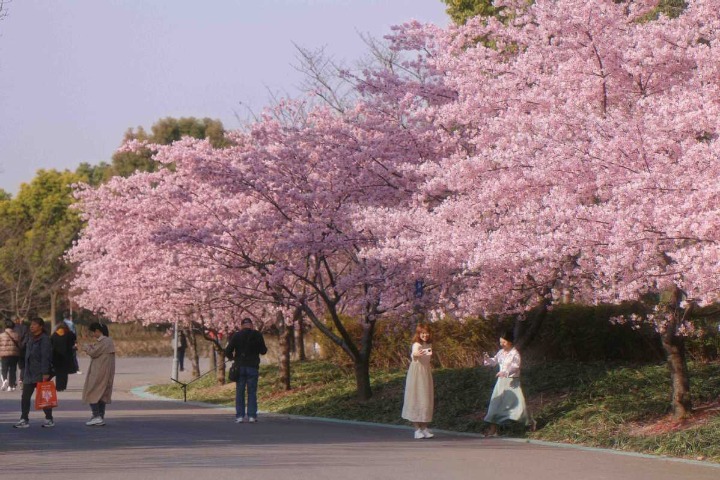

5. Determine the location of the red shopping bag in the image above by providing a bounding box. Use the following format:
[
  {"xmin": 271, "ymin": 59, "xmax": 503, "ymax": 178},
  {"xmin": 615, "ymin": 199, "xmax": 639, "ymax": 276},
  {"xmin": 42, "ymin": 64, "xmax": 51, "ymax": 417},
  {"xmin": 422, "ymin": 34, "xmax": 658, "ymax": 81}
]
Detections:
[{"xmin": 35, "ymin": 381, "xmax": 58, "ymax": 409}]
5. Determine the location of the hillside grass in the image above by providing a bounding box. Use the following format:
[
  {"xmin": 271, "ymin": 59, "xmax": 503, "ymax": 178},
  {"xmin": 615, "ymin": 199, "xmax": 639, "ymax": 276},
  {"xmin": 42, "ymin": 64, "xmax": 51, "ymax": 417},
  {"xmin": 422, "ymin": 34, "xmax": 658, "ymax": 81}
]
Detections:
[{"xmin": 148, "ymin": 359, "xmax": 720, "ymax": 463}]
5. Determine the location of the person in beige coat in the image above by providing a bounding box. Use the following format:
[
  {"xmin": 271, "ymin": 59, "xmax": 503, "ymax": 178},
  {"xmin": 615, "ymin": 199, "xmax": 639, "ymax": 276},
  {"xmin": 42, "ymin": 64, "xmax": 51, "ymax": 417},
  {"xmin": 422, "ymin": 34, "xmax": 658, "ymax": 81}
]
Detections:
[
  {"xmin": 0, "ymin": 319, "xmax": 22, "ymax": 391},
  {"xmin": 81, "ymin": 322, "xmax": 115, "ymax": 427}
]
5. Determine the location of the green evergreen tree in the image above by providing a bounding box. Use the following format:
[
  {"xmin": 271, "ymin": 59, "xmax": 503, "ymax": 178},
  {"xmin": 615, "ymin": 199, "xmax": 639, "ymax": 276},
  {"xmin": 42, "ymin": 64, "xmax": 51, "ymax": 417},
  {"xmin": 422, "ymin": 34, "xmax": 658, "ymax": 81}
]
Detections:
[
  {"xmin": 441, "ymin": 0, "xmax": 501, "ymax": 24},
  {"xmin": 111, "ymin": 117, "xmax": 228, "ymax": 177}
]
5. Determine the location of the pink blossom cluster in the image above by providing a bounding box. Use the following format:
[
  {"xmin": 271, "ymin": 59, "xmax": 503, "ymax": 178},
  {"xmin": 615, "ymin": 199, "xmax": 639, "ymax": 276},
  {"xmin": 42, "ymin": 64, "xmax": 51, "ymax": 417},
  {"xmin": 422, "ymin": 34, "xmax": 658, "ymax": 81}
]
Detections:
[{"xmin": 373, "ymin": 0, "xmax": 720, "ymax": 331}]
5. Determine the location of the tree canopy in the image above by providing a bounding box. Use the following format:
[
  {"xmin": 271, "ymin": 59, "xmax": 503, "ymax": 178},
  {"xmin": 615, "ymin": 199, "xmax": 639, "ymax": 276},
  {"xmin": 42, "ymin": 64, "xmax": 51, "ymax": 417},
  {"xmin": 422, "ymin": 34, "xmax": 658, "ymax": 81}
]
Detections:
[
  {"xmin": 111, "ymin": 117, "xmax": 229, "ymax": 177},
  {"xmin": 441, "ymin": 0, "xmax": 501, "ymax": 24},
  {"xmin": 0, "ymin": 116, "xmax": 228, "ymax": 322},
  {"xmin": 0, "ymin": 169, "xmax": 84, "ymax": 320}
]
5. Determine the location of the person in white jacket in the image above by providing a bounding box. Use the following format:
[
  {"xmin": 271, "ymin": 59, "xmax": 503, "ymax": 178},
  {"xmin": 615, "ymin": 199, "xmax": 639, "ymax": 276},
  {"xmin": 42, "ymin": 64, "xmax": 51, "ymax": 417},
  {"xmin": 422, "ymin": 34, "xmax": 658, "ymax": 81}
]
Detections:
[{"xmin": 482, "ymin": 330, "xmax": 530, "ymax": 436}]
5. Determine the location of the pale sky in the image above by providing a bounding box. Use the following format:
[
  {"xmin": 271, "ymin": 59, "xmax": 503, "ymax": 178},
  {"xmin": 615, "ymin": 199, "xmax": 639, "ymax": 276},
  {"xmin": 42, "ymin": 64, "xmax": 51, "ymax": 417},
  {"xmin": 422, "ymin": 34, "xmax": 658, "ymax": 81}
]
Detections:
[{"xmin": 0, "ymin": 0, "xmax": 448, "ymax": 195}]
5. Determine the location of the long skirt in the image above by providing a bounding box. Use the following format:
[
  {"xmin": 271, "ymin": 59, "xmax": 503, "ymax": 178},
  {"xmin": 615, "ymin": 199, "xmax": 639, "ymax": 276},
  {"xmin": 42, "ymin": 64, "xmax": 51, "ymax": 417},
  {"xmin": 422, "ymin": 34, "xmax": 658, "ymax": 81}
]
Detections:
[
  {"xmin": 401, "ymin": 361, "xmax": 434, "ymax": 423},
  {"xmin": 484, "ymin": 377, "xmax": 529, "ymax": 426}
]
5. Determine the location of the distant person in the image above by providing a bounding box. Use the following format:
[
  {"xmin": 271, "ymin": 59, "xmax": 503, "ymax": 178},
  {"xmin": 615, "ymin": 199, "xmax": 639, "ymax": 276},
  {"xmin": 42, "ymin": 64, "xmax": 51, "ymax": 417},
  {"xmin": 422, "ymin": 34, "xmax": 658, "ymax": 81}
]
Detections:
[
  {"xmin": 50, "ymin": 323, "xmax": 78, "ymax": 391},
  {"xmin": 62, "ymin": 310, "xmax": 77, "ymax": 334},
  {"xmin": 225, "ymin": 318, "xmax": 267, "ymax": 423},
  {"xmin": 14, "ymin": 317, "xmax": 54, "ymax": 429},
  {"xmin": 482, "ymin": 330, "xmax": 530, "ymax": 436},
  {"xmin": 401, "ymin": 324, "xmax": 435, "ymax": 439},
  {"xmin": 0, "ymin": 319, "xmax": 21, "ymax": 391},
  {"xmin": 174, "ymin": 329, "xmax": 187, "ymax": 371},
  {"xmin": 13, "ymin": 316, "xmax": 29, "ymax": 386},
  {"xmin": 63, "ymin": 311, "xmax": 81, "ymax": 374},
  {"xmin": 81, "ymin": 323, "xmax": 116, "ymax": 426}
]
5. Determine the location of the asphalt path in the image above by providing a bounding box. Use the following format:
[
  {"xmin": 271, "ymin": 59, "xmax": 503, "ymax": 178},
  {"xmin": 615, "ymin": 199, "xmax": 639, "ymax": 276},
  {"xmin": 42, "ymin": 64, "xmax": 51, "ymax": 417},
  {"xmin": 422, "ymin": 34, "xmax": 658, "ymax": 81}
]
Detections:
[{"xmin": 0, "ymin": 357, "xmax": 718, "ymax": 480}]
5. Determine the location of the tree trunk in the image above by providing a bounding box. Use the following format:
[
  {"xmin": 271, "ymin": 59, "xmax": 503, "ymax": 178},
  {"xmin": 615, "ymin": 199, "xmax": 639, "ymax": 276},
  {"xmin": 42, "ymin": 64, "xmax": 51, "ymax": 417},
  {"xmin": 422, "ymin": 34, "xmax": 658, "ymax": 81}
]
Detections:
[
  {"xmin": 299, "ymin": 302, "xmax": 375, "ymax": 400},
  {"xmin": 354, "ymin": 357, "xmax": 372, "ymax": 401},
  {"xmin": 294, "ymin": 308, "xmax": 306, "ymax": 361},
  {"xmin": 661, "ymin": 328, "xmax": 691, "ymax": 418},
  {"xmin": 354, "ymin": 318, "xmax": 376, "ymax": 401},
  {"xmin": 187, "ymin": 329, "xmax": 200, "ymax": 377},
  {"xmin": 209, "ymin": 340, "xmax": 217, "ymax": 376},
  {"xmin": 214, "ymin": 343, "xmax": 226, "ymax": 385},
  {"xmin": 660, "ymin": 286, "xmax": 692, "ymax": 418},
  {"xmin": 278, "ymin": 311, "xmax": 291, "ymax": 390},
  {"xmin": 49, "ymin": 290, "xmax": 58, "ymax": 331}
]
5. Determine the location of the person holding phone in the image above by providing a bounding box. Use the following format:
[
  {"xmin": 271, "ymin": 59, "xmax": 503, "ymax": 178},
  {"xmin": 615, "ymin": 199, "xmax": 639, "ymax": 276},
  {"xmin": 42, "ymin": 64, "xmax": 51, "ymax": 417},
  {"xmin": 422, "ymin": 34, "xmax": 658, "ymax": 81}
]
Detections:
[
  {"xmin": 482, "ymin": 330, "xmax": 530, "ymax": 436},
  {"xmin": 401, "ymin": 324, "xmax": 435, "ymax": 439}
]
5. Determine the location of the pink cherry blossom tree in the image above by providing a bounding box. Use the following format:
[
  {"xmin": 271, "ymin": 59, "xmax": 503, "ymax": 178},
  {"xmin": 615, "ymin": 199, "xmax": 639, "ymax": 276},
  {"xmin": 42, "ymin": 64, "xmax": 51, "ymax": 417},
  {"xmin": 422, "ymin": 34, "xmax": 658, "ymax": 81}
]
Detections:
[
  {"xmin": 143, "ymin": 93, "xmax": 448, "ymax": 399},
  {"xmin": 70, "ymin": 74, "xmax": 447, "ymax": 398},
  {"xmin": 68, "ymin": 169, "xmax": 274, "ymax": 383},
  {"xmin": 374, "ymin": 0, "xmax": 720, "ymax": 417}
]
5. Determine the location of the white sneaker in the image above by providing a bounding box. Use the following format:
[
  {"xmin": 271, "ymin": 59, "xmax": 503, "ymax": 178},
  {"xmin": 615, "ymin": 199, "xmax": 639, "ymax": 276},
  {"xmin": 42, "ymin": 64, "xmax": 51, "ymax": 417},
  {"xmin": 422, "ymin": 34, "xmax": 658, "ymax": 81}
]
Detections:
[
  {"xmin": 422, "ymin": 429, "xmax": 434, "ymax": 438},
  {"xmin": 248, "ymin": 417, "xmax": 257, "ymax": 423},
  {"xmin": 85, "ymin": 416, "xmax": 105, "ymax": 426},
  {"xmin": 1, "ymin": 379, "xmax": 8, "ymax": 391},
  {"xmin": 42, "ymin": 419, "xmax": 55, "ymax": 428},
  {"xmin": 414, "ymin": 429, "xmax": 424, "ymax": 439},
  {"xmin": 13, "ymin": 419, "xmax": 29, "ymax": 429},
  {"xmin": 235, "ymin": 416, "xmax": 245, "ymax": 423},
  {"xmin": 9, "ymin": 386, "xmax": 15, "ymax": 391}
]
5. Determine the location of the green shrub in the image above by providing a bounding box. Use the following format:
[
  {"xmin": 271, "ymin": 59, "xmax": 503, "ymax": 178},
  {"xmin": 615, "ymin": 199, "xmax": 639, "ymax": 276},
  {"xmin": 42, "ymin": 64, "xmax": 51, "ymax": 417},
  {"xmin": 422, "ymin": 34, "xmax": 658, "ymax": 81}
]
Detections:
[
  {"xmin": 314, "ymin": 316, "xmax": 498, "ymax": 370},
  {"xmin": 523, "ymin": 303, "xmax": 665, "ymax": 363}
]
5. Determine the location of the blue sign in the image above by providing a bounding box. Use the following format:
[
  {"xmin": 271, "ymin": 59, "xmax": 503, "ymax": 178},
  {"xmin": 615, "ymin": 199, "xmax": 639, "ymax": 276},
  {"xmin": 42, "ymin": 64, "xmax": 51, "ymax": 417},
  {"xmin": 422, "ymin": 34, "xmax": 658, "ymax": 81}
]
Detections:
[{"xmin": 414, "ymin": 279, "xmax": 425, "ymax": 299}]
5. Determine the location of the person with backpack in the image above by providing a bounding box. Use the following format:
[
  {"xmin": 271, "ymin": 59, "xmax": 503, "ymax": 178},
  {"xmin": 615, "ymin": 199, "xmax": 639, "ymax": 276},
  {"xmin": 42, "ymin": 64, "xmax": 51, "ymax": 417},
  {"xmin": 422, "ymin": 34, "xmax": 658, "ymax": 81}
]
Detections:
[
  {"xmin": 0, "ymin": 319, "xmax": 22, "ymax": 391},
  {"xmin": 225, "ymin": 318, "xmax": 267, "ymax": 423}
]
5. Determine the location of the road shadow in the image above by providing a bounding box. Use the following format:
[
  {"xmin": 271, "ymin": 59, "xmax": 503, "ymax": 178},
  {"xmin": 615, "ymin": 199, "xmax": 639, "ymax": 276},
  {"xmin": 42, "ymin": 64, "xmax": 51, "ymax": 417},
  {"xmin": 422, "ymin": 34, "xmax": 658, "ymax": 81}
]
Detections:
[{"xmin": 0, "ymin": 396, "xmax": 529, "ymax": 454}]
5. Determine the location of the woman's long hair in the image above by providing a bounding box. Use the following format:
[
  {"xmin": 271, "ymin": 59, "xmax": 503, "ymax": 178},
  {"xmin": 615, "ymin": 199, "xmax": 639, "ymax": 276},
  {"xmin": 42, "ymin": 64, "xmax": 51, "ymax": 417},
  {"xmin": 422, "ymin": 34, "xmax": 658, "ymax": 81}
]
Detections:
[{"xmin": 411, "ymin": 324, "xmax": 432, "ymax": 344}]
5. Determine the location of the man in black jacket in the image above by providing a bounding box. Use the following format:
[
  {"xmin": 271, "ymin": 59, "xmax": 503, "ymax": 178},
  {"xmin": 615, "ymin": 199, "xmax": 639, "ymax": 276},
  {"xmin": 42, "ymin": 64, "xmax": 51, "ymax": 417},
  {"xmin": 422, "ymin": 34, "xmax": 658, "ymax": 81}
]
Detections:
[{"xmin": 225, "ymin": 318, "xmax": 267, "ymax": 423}]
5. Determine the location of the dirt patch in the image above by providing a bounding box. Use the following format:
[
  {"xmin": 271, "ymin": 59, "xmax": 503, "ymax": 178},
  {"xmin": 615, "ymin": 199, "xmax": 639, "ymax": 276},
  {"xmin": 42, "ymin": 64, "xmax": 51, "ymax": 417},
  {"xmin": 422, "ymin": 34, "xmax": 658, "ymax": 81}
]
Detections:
[{"xmin": 627, "ymin": 400, "xmax": 720, "ymax": 436}]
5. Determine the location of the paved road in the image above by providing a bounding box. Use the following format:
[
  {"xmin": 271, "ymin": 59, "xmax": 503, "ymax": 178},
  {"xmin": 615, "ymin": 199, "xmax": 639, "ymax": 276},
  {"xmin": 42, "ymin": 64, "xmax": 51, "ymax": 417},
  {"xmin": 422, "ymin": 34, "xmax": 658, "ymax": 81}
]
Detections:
[{"xmin": 0, "ymin": 357, "xmax": 717, "ymax": 480}]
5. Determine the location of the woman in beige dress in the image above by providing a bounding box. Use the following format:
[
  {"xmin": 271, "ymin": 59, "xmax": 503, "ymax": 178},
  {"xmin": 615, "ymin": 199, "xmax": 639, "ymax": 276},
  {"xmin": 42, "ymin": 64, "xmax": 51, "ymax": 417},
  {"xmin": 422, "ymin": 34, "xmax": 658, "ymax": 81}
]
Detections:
[
  {"xmin": 401, "ymin": 324, "xmax": 434, "ymax": 439},
  {"xmin": 82, "ymin": 322, "xmax": 115, "ymax": 427}
]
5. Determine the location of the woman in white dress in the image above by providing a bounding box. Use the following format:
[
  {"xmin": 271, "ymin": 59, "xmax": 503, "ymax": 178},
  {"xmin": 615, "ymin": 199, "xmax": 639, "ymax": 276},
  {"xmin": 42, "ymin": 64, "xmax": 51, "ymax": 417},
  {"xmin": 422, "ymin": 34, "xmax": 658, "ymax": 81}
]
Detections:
[
  {"xmin": 482, "ymin": 330, "xmax": 529, "ymax": 436},
  {"xmin": 401, "ymin": 324, "xmax": 434, "ymax": 439}
]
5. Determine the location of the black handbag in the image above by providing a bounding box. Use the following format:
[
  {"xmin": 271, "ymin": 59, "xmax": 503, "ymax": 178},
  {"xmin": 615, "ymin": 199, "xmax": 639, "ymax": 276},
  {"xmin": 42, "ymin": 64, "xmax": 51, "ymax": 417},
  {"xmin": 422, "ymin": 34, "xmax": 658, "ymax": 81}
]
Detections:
[{"xmin": 228, "ymin": 362, "xmax": 239, "ymax": 382}]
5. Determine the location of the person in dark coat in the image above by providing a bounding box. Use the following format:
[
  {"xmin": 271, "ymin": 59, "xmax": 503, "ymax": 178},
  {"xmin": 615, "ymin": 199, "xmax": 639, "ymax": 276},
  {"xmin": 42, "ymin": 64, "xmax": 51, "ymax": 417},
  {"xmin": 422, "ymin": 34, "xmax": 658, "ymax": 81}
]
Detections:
[
  {"xmin": 14, "ymin": 317, "xmax": 54, "ymax": 429},
  {"xmin": 51, "ymin": 323, "xmax": 77, "ymax": 391},
  {"xmin": 225, "ymin": 318, "xmax": 267, "ymax": 423},
  {"xmin": 174, "ymin": 329, "xmax": 187, "ymax": 371},
  {"xmin": 13, "ymin": 316, "xmax": 29, "ymax": 386}
]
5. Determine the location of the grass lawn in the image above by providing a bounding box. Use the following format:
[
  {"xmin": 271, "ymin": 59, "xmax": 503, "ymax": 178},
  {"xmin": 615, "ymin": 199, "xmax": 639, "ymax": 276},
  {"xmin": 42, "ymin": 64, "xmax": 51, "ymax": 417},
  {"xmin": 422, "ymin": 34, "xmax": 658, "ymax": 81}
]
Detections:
[{"xmin": 148, "ymin": 359, "xmax": 720, "ymax": 463}]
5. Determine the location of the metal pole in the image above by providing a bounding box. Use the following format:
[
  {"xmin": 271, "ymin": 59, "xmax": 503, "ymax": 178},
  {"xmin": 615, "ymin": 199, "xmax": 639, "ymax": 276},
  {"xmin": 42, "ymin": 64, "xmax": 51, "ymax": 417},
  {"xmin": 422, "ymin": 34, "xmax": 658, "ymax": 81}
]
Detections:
[{"xmin": 171, "ymin": 320, "xmax": 179, "ymax": 381}]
